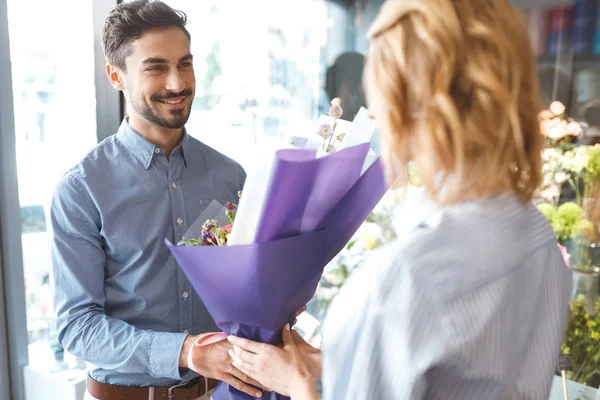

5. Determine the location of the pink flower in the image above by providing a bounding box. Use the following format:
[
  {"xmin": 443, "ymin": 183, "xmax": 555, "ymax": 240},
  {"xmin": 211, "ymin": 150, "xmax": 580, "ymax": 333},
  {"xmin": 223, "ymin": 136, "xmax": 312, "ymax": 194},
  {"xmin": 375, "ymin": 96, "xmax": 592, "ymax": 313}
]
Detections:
[
  {"xmin": 557, "ymin": 243, "xmax": 571, "ymax": 269},
  {"xmin": 540, "ymin": 119, "xmax": 551, "ymax": 136},
  {"xmin": 220, "ymin": 224, "xmax": 233, "ymax": 233},
  {"xmin": 538, "ymin": 109, "xmax": 553, "ymax": 121},
  {"xmin": 550, "ymin": 101, "xmax": 566, "ymax": 116},
  {"xmin": 318, "ymin": 124, "xmax": 332, "ymax": 139},
  {"xmin": 547, "ymin": 119, "xmax": 569, "ymax": 140},
  {"xmin": 540, "ymin": 186, "xmax": 560, "ymax": 201},
  {"xmin": 566, "ymin": 121, "xmax": 582, "ymax": 136},
  {"xmin": 328, "ymin": 105, "xmax": 343, "ymax": 119}
]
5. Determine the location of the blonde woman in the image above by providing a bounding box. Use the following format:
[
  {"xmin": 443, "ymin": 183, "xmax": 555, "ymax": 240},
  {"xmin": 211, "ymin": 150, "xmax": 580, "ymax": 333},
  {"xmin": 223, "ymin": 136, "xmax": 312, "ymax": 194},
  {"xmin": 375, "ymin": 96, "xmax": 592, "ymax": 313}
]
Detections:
[{"xmin": 228, "ymin": 0, "xmax": 572, "ymax": 399}]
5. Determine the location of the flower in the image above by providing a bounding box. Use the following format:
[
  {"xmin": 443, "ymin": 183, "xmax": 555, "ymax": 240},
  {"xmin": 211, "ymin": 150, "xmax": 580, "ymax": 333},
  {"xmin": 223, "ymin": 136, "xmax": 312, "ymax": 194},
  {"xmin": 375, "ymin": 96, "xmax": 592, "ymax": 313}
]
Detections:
[
  {"xmin": 553, "ymin": 202, "xmax": 584, "ymax": 242},
  {"xmin": 540, "ymin": 186, "xmax": 560, "ymax": 202},
  {"xmin": 328, "ymin": 105, "xmax": 343, "ymax": 119},
  {"xmin": 538, "ymin": 109, "xmax": 554, "ymax": 121},
  {"xmin": 330, "ymin": 97, "xmax": 342, "ymax": 107},
  {"xmin": 538, "ymin": 203, "xmax": 556, "ymax": 221},
  {"xmin": 554, "ymin": 172, "xmax": 568, "ymax": 184},
  {"xmin": 547, "ymin": 118, "xmax": 569, "ymax": 140},
  {"xmin": 322, "ymin": 261, "xmax": 348, "ymax": 286},
  {"xmin": 557, "ymin": 243, "xmax": 571, "ymax": 268},
  {"xmin": 178, "ymin": 195, "xmax": 240, "ymax": 247},
  {"xmin": 550, "ymin": 101, "xmax": 566, "ymax": 116},
  {"xmin": 220, "ymin": 224, "xmax": 233, "ymax": 233},
  {"xmin": 318, "ymin": 124, "xmax": 332, "ymax": 139},
  {"xmin": 542, "ymin": 148, "xmax": 560, "ymax": 162},
  {"xmin": 567, "ymin": 121, "xmax": 582, "ymax": 136},
  {"xmin": 354, "ymin": 222, "xmax": 383, "ymax": 250}
]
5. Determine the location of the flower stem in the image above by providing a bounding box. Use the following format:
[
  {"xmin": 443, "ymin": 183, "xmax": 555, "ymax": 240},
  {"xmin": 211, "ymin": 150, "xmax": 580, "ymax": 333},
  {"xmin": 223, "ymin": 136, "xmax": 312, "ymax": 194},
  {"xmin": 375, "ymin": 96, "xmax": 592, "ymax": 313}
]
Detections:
[
  {"xmin": 326, "ymin": 120, "xmax": 338, "ymax": 152},
  {"xmin": 568, "ymin": 177, "xmax": 582, "ymax": 206}
]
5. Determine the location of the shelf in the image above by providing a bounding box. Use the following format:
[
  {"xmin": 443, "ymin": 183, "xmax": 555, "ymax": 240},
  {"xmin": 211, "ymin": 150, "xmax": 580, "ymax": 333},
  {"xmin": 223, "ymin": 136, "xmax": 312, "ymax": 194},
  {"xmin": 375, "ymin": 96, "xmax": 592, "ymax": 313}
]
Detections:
[{"xmin": 538, "ymin": 55, "xmax": 600, "ymax": 69}]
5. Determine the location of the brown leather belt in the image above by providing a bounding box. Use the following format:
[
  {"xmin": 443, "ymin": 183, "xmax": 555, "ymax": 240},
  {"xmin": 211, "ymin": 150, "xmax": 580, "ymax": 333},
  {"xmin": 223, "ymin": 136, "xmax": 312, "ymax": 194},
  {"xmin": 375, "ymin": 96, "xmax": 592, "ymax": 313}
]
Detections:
[{"xmin": 87, "ymin": 375, "xmax": 219, "ymax": 400}]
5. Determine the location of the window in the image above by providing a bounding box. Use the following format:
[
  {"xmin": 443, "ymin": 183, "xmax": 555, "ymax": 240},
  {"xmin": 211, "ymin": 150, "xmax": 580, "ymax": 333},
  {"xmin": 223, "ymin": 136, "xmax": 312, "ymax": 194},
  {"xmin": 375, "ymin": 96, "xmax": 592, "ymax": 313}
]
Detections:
[
  {"xmin": 127, "ymin": 0, "xmax": 373, "ymax": 171},
  {"xmin": 7, "ymin": 0, "xmax": 98, "ymax": 372}
]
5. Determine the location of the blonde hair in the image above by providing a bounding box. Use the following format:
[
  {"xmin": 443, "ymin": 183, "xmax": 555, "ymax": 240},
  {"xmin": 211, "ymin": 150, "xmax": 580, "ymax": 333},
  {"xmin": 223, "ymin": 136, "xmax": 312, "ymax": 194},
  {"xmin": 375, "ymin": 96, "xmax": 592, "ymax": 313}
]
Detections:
[{"xmin": 365, "ymin": 0, "xmax": 543, "ymax": 204}]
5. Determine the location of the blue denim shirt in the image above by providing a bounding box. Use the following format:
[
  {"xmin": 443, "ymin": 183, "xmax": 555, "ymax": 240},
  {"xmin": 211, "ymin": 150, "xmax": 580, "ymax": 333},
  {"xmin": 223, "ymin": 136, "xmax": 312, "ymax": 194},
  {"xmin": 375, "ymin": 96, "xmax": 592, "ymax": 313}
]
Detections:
[{"xmin": 50, "ymin": 119, "xmax": 245, "ymax": 386}]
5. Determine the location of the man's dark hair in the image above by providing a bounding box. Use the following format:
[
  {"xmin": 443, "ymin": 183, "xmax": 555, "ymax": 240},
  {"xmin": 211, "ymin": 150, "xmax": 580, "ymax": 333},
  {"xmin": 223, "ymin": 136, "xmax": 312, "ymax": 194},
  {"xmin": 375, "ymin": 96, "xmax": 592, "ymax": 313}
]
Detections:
[{"xmin": 102, "ymin": 0, "xmax": 190, "ymax": 71}]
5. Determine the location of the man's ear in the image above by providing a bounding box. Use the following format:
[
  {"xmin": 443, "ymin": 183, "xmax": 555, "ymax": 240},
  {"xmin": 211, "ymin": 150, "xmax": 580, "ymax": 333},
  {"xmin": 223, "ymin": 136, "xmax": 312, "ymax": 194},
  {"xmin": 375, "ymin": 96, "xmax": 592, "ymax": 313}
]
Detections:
[{"xmin": 106, "ymin": 63, "xmax": 125, "ymax": 91}]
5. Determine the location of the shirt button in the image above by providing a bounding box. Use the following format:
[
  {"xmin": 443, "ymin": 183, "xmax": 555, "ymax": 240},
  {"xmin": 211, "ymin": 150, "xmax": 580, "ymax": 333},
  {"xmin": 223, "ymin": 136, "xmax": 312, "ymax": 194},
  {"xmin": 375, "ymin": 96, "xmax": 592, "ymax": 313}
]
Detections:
[
  {"xmin": 184, "ymin": 329, "xmax": 189, "ymax": 334},
  {"xmin": 182, "ymin": 292, "xmax": 189, "ymax": 299},
  {"xmin": 154, "ymin": 148, "xmax": 160, "ymax": 154},
  {"xmin": 172, "ymin": 182, "xmax": 177, "ymax": 189},
  {"xmin": 177, "ymin": 218, "xmax": 183, "ymax": 225}
]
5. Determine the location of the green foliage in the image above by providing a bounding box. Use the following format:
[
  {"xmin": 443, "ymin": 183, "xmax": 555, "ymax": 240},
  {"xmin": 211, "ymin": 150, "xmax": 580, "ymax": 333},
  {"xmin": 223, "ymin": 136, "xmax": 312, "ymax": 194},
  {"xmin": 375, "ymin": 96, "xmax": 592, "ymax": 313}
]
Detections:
[{"xmin": 561, "ymin": 295, "xmax": 600, "ymax": 386}]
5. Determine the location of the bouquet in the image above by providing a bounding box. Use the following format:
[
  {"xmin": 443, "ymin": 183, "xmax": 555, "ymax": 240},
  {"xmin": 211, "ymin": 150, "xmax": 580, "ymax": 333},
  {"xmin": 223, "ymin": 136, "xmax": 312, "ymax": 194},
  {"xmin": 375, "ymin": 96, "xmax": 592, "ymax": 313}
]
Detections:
[
  {"xmin": 165, "ymin": 99, "xmax": 387, "ymax": 400},
  {"xmin": 178, "ymin": 193, "xmax": 240, "ymax": 247}
]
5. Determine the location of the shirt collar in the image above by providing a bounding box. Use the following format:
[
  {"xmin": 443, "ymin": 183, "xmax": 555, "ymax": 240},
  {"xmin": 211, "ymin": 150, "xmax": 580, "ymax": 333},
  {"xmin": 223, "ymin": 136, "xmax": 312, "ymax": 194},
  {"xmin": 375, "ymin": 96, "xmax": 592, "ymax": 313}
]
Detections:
[{"xmin": 115, "ymin": 118, "xmax": 190, "ymax": 169}]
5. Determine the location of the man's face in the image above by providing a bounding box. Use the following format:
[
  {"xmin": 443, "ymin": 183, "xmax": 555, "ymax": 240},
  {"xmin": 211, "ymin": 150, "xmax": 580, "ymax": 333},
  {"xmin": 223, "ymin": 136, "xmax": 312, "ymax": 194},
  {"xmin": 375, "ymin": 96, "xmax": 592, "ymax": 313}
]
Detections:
[{"xmin": 120, "ymin": 26, "xmax": 195, "ymax": 129}]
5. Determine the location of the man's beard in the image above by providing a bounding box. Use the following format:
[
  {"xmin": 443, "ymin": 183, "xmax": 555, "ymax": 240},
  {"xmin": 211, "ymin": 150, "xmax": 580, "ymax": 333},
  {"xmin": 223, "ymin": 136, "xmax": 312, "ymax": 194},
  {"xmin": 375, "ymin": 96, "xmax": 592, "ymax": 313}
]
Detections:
[{"xmin": 129, "ymin": 89, "xmax": 194, "ymax": 129}]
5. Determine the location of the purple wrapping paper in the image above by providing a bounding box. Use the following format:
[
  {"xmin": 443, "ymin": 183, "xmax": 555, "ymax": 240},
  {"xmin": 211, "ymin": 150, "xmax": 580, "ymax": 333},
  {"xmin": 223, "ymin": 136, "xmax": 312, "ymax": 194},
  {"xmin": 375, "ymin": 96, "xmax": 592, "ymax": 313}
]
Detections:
[{"xmin": 166, "ymin": 144, "xmax": 387, "ymax": 400}]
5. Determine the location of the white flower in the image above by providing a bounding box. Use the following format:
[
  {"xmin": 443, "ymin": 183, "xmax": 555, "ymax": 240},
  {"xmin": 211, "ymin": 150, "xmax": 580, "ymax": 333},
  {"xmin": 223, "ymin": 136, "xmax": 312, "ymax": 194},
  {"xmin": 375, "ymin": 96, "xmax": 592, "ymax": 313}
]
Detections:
[
  {"xmin": 330, "ymin": 97, "xmax": 342, "ymax": 106},
  {"xmin": 554, "ymin": 172, "xmax": 568, "ymax": 184},
  {"xmin": 542, "ymin": 148, "xmax": 559, "ymax": 162},
  {"xmin": 323, "ymin": 263, "xmax": 347, "ymax": 286},
  {"xmin": 550, "ymin": 101, "xmax": 566, "ymax": 116},
  {"xmin": 562, "ymin": 153, "xmax": 589, "ymax": 174},
  {"xmin": 354, "ymin": 222, "xmax": 383, "ymax": 250}
]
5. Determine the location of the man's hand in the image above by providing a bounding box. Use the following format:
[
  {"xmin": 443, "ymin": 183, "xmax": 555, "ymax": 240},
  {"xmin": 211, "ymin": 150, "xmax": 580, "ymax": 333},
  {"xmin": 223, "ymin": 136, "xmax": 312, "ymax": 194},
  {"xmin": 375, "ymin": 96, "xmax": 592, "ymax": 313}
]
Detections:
[{"xmin": 180, "ymin": 335, "xmax": 264, "ymax": 398}]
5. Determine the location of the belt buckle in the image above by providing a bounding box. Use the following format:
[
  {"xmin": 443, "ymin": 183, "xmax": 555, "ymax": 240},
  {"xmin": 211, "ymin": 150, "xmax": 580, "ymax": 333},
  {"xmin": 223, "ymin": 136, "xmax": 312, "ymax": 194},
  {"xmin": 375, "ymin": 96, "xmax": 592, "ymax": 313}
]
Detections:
[{"xmin": 167, "ymin": 378, "xmax": 201, "ymax": 400}]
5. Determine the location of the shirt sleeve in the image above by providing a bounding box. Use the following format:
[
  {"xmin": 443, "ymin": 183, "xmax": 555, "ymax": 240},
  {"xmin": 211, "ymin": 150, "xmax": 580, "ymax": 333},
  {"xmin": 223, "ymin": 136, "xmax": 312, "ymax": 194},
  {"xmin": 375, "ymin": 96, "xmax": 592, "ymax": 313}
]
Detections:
[{"xmin": 50, "ymin": 172, "xmax": 188, "ymax": 380}]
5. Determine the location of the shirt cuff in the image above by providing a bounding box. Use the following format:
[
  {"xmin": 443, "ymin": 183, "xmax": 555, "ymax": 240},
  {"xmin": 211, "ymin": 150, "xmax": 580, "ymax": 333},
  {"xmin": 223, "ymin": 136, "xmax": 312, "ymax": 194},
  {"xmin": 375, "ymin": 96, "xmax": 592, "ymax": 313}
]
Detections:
[{"xmin": 148, "ymin": 332, "xmax": 189, "ymax": 380}]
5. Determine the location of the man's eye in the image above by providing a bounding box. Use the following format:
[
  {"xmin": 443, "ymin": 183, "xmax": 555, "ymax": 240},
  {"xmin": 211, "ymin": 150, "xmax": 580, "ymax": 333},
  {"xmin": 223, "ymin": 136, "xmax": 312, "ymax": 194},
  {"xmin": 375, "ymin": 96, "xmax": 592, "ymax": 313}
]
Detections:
[
  {"xmin": 179, "ymin": 62, "xmax": 193, "ymax": 68},
  {"xmin": 147, "ymin": 66, "xmax": 165, "ymax": 71}
]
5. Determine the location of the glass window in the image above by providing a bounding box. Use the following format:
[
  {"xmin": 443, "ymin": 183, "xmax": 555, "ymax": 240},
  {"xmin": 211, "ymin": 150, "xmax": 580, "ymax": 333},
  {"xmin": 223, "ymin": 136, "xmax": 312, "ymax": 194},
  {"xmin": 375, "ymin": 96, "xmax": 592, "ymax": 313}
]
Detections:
[
  {"xmin": 7, "ymin": 0, "xmax": 98, "ymax": 372},
  {"xmin": 122, "ymin": 0, "xmax": 376, "ymax": 171}
]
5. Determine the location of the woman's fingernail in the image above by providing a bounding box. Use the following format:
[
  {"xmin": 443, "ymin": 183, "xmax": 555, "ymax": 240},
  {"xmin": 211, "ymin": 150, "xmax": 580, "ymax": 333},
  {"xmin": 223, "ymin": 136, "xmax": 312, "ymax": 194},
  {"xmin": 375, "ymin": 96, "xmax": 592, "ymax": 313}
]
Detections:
[
  {"xmin": 227, "ymin": 336, "xmax": 234, "ymax": 342},
  {"xmin": 286, "ymin": 323, "xmax": 291, "ymax": 331},
  {"xmin": 228, "ymin": 349, "xmax": 234, "ymax": 358}
]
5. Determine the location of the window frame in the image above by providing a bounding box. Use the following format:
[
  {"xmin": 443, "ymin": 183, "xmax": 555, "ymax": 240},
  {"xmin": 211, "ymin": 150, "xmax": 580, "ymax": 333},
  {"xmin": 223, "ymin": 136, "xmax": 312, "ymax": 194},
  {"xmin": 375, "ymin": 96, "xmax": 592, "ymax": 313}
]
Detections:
[{"xmin": 0, "ymin": 1, "xmax": 122, "ymax": 399}]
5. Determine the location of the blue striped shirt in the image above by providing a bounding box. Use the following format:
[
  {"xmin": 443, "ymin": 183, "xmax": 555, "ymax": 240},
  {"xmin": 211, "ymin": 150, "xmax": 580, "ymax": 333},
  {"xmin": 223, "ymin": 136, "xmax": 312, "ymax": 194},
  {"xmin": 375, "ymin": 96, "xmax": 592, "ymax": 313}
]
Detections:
[
  {"xmin": 322, "ymin": 190, "xmax": 572, "ymax": 399},
  {"xmin": 50, "ymin": 119, "xmax": 245, "ymax": 386}
]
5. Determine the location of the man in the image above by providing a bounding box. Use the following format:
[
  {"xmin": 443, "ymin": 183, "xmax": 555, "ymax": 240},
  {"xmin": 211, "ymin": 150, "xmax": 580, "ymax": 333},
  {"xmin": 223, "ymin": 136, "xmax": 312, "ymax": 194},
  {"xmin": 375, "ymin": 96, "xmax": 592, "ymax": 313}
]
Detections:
[
  {"xmin": 50, "ymin": 1, "xmax": 263, "ymax": 398},
  {"xmin": 325, "ymin": 52, "xmax": 366, "ymax": 121}
]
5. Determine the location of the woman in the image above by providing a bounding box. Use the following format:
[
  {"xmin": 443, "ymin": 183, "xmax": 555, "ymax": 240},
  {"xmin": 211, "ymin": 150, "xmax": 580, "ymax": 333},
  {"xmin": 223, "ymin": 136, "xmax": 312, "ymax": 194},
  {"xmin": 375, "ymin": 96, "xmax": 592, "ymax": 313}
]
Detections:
[{"xmin": 228, "ymin": 0, "xmax": 573, "ymax": 398}]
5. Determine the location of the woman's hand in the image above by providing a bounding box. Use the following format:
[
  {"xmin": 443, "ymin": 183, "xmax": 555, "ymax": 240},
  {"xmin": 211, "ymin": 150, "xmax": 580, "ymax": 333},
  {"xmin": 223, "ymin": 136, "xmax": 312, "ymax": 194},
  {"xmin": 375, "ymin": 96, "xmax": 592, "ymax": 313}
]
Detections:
[
  {"xmin": 290, "ymin": 330, "xmax": 322, "ymax": 380},
  {"xmin": 228, "ymin": 324, "xmax": 318, "ymax": 399}
]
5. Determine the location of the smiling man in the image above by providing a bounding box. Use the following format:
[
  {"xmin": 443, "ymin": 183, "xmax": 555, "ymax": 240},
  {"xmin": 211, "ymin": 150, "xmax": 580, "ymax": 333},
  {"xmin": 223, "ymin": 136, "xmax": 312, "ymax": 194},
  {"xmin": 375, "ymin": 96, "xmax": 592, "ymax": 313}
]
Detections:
[{"xmin": 49, "ymin": 1, "xmax": 260, "ymax": 399}]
